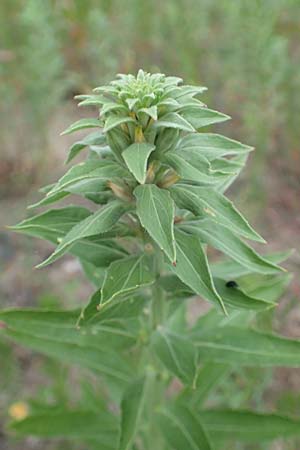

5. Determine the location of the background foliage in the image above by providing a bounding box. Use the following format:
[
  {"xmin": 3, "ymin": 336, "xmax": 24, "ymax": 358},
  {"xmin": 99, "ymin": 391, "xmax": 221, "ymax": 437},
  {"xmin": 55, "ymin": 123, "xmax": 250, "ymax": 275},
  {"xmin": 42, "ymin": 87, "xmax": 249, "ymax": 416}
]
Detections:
[{"xmin": 0, "ymin": 1, "xmax": 299, "ymax": 449}]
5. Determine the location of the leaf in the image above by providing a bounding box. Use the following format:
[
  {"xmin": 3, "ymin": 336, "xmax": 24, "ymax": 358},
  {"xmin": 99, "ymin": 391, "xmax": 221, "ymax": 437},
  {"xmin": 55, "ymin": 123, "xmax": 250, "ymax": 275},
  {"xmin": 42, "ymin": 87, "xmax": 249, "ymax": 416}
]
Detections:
[
  {"xmin": 61, "ymin": 118, "xmax": 101, "ymax": 135},
  {"xmin": 198, "ymin": 409, "xmax": 300, "ymax": 443},
  {"xmin": 211, "ymin": 250, "xmax": 291, "ymax": 279},
  {"xmin": 139, "ymin": 105, "xmax": 158, "ymax": 120},
  {"xmin": 191, "ymin": 326, "xmax": 300, "ymax": 367},
  {"xmin": 66, "ymin": 130, "xmax": 106, "ymax": 163},
  {"xmin": 157, "ymin": 403, "xmax": 212, "ymax": 450},
  {"xmin": 119, "ymin": 377, "xmax": 146, "ymax": 450},
  {"xmin": 101, "ymin": 254, "xmax": 155, "ymax": 304},
  {"xmin": 10, "ymin": 206, "xmax": 91, "ymax": 243},
  {"xmin": 154, "ymin": 112, "xmax": 195, "ymax": 132},
  {"xmin": 151, "ymin": 326, "xmax": 197, "ymax": 385},
  {"xmin": 70, "ymin": 237, "xmax": 128, "ymax": 268},
  {"xmin": 182, "ymin": 220, "xmax": 283, "ymax": 274},
  {"xmin": 177, "ymin": 133, "xmax": 253, "ymax": 159},
  {"xmin": 38, "ymin": 201, "xmax": 129, "ymax": 267},
  {"xmin": 0, "ymin": 310, "xmax": 134, "ymax": 381},
  {"xmin": 170, "ymin": 184, "xmax": 264, "ymax": 242},
  {"xmin": 123, "ymin": 143, "xmax": 155, "ymax": 183},
  {"xmin": 171, "ymin": 229, "xmax": 226, "ymax": 313},
  {"xmin": 10, "ymin": 409, "xmax": 118, "ymax": 446},
  {"xmin": 164, "ymin": 150, "xmax": 227, "ymax": 184},
  {"xmin": 134, "ymin": 184, "xmax": 176, "ymax": 263},
  {"xmin": 213, "ymin": 277, "xmax": 275, "ymax": 311},
  {"xmin": 190, "ymin": 363, "xmax": 230, "ymax": 406},
  {"xmin": 180, "ymin": 106, "xmax": 230, "ymax": 129},
  {"xmin": 28, "ymin": 191, "xmax": 69, "ymax": 209},
  {"xmin": 48, "ymin": 160, "xmax": 127, "ymax": 196},
  {"xmin": 103, "ymin": 115, "xmax": 136, "ymax": 133}
]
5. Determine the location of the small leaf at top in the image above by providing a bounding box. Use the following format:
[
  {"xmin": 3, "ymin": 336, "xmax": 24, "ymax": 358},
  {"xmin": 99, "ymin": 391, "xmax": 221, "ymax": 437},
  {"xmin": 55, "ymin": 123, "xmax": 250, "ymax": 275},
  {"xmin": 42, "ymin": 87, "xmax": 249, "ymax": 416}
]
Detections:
[{"xmin": 123, "ymin": 143, "xmax": 155, "ymax": 184}]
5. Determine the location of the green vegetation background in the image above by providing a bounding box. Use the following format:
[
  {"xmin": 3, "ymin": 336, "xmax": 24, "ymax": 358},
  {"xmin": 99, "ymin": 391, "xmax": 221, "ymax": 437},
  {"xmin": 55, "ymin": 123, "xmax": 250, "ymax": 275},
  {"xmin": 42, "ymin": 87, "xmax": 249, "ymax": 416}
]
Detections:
[{"xmin": 0, "ymin": 1, "xmax": 299, "ymax": 449}]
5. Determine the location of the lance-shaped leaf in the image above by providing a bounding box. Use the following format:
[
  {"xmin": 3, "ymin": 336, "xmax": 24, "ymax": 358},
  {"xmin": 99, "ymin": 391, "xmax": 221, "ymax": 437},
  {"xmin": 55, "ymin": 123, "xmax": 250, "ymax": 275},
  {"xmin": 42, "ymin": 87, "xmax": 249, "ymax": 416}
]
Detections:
[
  {"xmin": 189, "ymin": 363, "xmax": 230, "ymax": 406},
  {"xmin": 103, "ymin": 115, "xmax": 136, "ymax": 133},
  {"xmin": 139, "ymin": 105, "xmax": 158, "ymax": 120},
  {"xmin": 182, "ymin": 220, "xmax": 283, "ymax": 275},
  {"xmin": 170, "ymin": 184, "xmax": 264, "ymax": 242},
  {"xmin": 29, "ymin": 190, "xmax": 69, "ymax": 209},
  {"xmin": 164, "ymin": 150, "xmax": 227, "ymax": 184},
  {"xmin": 151, "ymin": 326, "xmax": 197, "ymax": 385},
  {"xmin": 134, "ymin": 184, "xmax": 176, "ymax": 263},
  {"xmin": 171, "ymin": 229, "xmax": 226, "ymax": 313},
  {"xmin": 66, "ymin": 130, "xmax": 106, "ymax": 163},
  {"xmin": 198, "ymin": 410, "xmax": 300, "ymax": 443},
  {"xmin": 10, "ymin": 206, "xmax": 91, "ymax": 242},
  {"xmin": 123, "ymin": 143, "xmax": 155, "ymax": 183},
  {"xmin": 101, "ymin": 254, "xmax": 155, "ymax": 304},
  {"xmin": 61, "ymin": 118, "xmax": 101, "ymax": 135},
  {"xmin": 38, "ymin": 201, "xmax": 129, "ymax": 267},
  {"xmin": 191, "ymin": 325, "xmax": 300, "ymax": 367},
  {"xmin": 0, "ymin": 310, "xmax": 133, "ymax": 382},
  {"xmin": 119, "ymin": 377, "xmax": 146, "ymax": 450},
  {"xmin": 154, "ymin": 112, "xmax": 195, "ymax": 132},
  {"xmin": 48, "ymin": 160, "xmax": 127, "ymax": 196},
  {"xmin": 180, "ymin": 106, "xmax": 230, "ymax": 129},
  {"xmin": 213, "ymin": 277, "xmax": 275, "ymax": 311},
  {"xmin": 177, "ymin": 133, "xmax": 253, "ymax": 159},
  {"xmin": 157, "ymin": 403, "xmax": 212, "ymax": 450},
  {"xmin": 10, "ymin": 409, "xmax": 118, "ymax": 447},
  {"xmin": 211, "ymin": 250, "xmax": 291, "ymax": 279}
]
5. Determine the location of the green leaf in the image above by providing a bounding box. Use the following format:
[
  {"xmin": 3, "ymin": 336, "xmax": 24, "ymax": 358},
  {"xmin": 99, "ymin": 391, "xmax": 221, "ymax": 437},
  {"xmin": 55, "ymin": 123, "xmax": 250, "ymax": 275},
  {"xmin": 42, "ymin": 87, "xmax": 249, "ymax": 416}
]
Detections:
[
  {"xmin": 213, "ymin": 277, "xmax": 275, "ymax": 311},
  {"xmin": 151, "ymin": 326, "xmax": 197, "ymax": 385},
  {"xmin": 180, "ymin": 106, "xmax": 230, "ymax": 129},
  {"xmin": 66, "ymin": 130, "xmax": 106, "ymax": 163},
  {"xmin": 11, "ymin": 206, "xmax": 91, "ymax": 243},
  {"xmin": 211, "ymin": 250, "xmax": 291, "ymax": 279},
  {"xmin": 119, "ymin": 377, "xmax": 146, "ymax": 450},
  {"xmin": 164, "ymin": 150, "xmax": 226, "ymax": 184},
  {"xmin": 177, "ymin": 133, "xmax": 253, "ymax": 159},
  {"xmin": 198, "ymin": 409, "xmax": 300, "ymax": 443},
  {"xmin": 157, "ymin": 403, "xmax": 212, "ymax": 450},
  {"xmin": 170, "ymin": 184, "xmax": 264, "ymax": 242},
  {"xmin": 28, "ymin": 191, "xmax": 69, "ymax": 209},
  {"xmin": 71, "ymin": 237, "xmax": 128, "ymax": 267},
  {"xmin": 182, "ymin": 220, "xmax": 283, "ymax": 274},
  {"xmin": 104, "ymin": 115, "xmax": 136, "ymax": 133},
  {"xmin": 10, "ymin": 409, "xmax": 118, "ymax": 446},
  {"xmin": 134, "ymin": 184, "xmax": 176, "ymax": 263},
  {"xmin": 0, "ymin": 309, "xmax": 134, "ymax": 381},
  {"xmin": 61, "ymin": 118, "xmax": 101, "ymax": 135},
  {"xmin": 191, "ymin": 326, "xmax": 300, "ymax": 367},
  {"xmin": 139, "ymin": 105, "xmax": 158, "ymax": 120},
  {"xmin": 190, "ymin": 363, "xmax": 230, "ymax": 406},
  {"xmin": 48, "ymin": 160, "xmax": 127, "ymax": 196},
  {"xmin": 123, "ymin": 143, "xmax": 155, "ymax": 183},
  {"xmin": 101, "ymin": 254, "xmax": 155, "ymax": 304},
  {"xmin": 154, "ymin": 112, "xmax": 195, "ymax": 132},
  {"xmin": 171, "ymin": 229, "xmax": 226, "ymax": 313},
  {"xmin": 38, "ymin": 201, "xmax": 129, "ymax": 267}
]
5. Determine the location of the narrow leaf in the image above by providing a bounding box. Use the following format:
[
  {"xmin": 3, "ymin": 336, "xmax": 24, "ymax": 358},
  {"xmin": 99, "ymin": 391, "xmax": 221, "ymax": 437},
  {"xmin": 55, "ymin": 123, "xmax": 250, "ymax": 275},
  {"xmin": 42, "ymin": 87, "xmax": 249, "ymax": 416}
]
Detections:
[
  {"xmin": 101, "ymin": 254, "xmax": 155, "ymax": 304},
  {"xmin": 119, "ymin": 378, "xmax": 146, "ymax": 450},
  {"xmin": 157, "ymin": 404, "xmax": 212, "ymax": 450},
  {"xmin": 38, "ymin": 201, "xmax": 128, "ymax": 267},
  {"xmin": 61, "ymin": 118, "xmax": 101, "ymax": 135},
  {"xmin": 180, "ymin": 106, "xmax": 230, "ymax": 129},
  {"xmin": 171, "ymin": 229, "xmax": 226, "ymax": 313},
  {"xmin": 104, "ymin": 115, "xmax": 136, "ymax": 133},
  {"xmin": 199, "ymin": 409, "xmax": 300, "ymax": 443},
  {"xmin": 170, "ymin": 184, "xmax": 264, "ymax": 242},
  {"xmin": 123, "ymin": 143, "xmax": 155, "ymax": 183},
  {"xmin": 134, "ymin": 185, "xmax": 176, "ymax": 263},
  {"xmin": 154, "ymin": 112, "xmax": 195, "ymax": 132}
]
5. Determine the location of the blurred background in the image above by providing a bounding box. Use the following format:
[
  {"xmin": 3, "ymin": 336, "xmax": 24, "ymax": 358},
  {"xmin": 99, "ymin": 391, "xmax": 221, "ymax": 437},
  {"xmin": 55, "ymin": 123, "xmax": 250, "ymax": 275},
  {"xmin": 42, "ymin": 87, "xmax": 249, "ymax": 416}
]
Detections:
[{"xmin": 0, "ymin": 0, "xmax": 299, "ymax": 449}]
